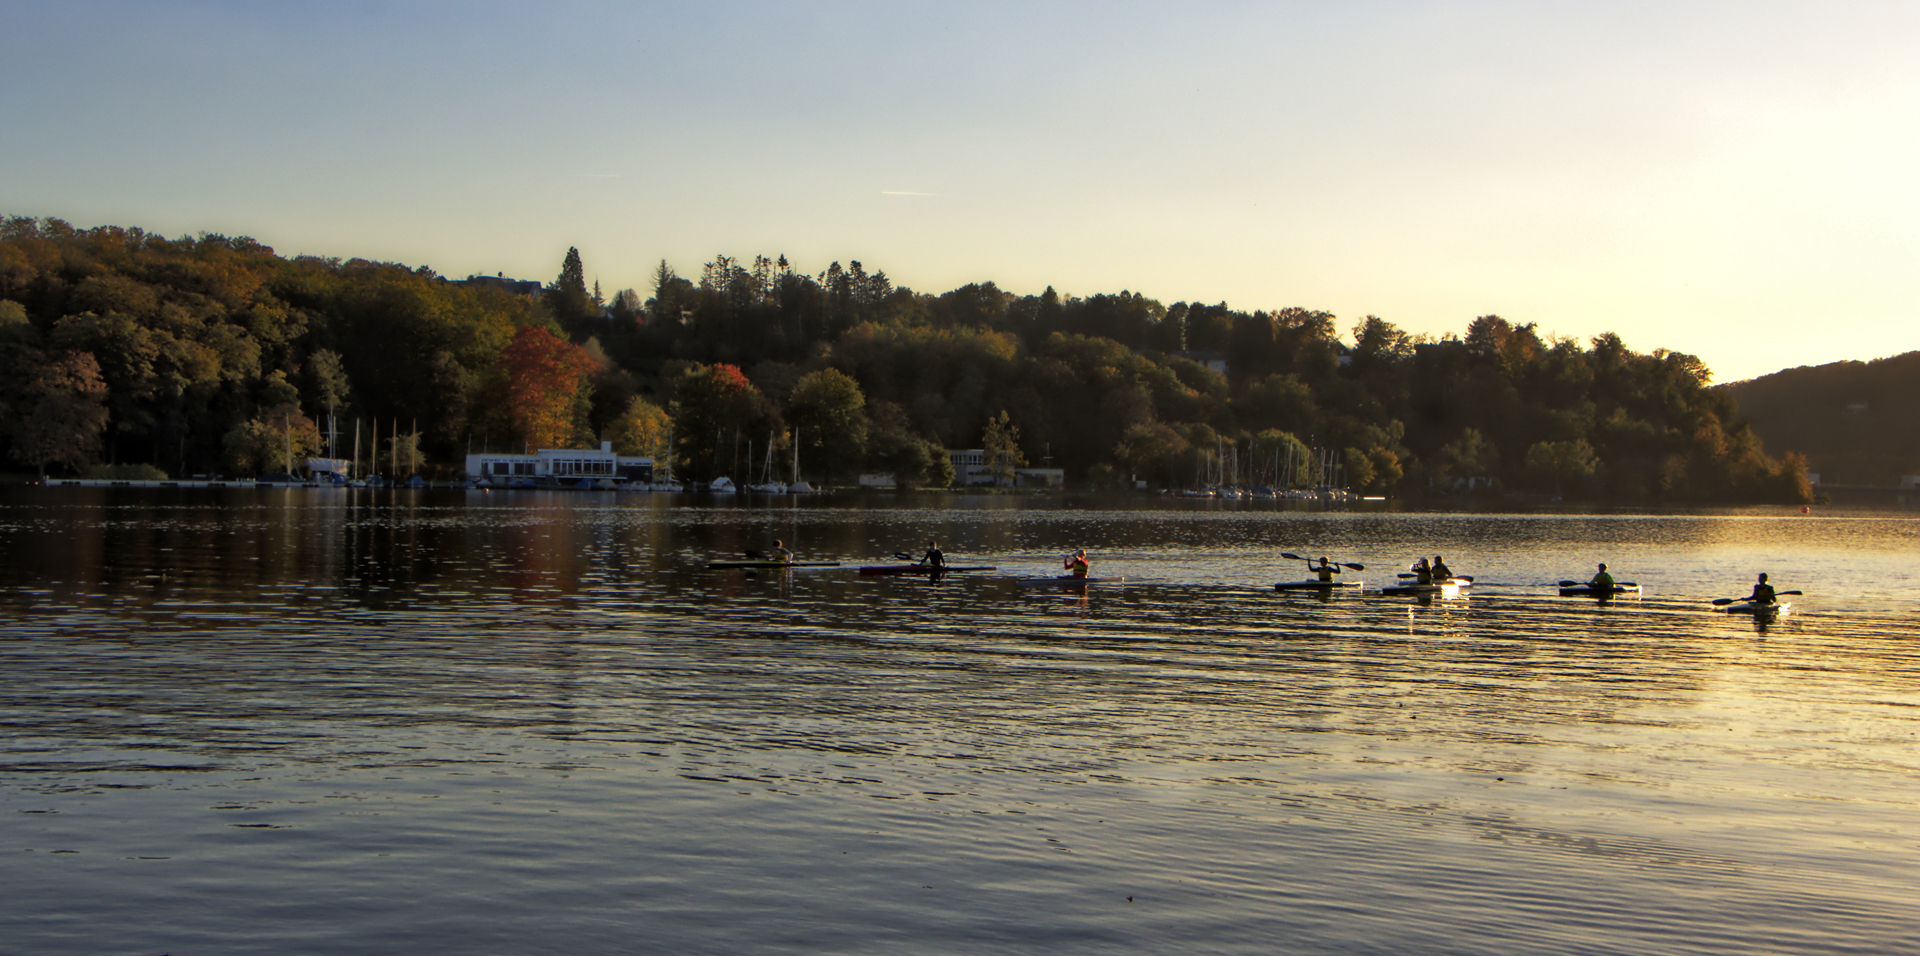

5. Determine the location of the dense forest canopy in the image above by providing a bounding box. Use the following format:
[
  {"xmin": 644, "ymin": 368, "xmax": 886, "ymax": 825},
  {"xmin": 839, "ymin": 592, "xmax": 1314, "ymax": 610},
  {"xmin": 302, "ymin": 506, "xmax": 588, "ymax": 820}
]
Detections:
[{"xmin": 0, "ymin": 217, "xmax": 1809, "ymax": 501}]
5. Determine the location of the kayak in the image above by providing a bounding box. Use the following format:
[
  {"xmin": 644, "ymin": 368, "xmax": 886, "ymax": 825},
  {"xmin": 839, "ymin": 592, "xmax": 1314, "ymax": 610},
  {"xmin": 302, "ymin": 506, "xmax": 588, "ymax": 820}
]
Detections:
[
  {"xmin": 706, "ymin": 560, "xmax": 842, "ymax": 569},
  {"xmin": 858, "ymin": 564, "xmax": 998, "ymax": 575},
  {"xmin": 1721, "ymin": 601, "xmax": 1790, "ymax": 617},
  {"xmin": 1273, "ymin": 580, "xmax": 1363, "ymax": 591},
  {"xmin": 1397, "ymin": 573, "xmax": 1474, "ymax": 585},
  {"xmin": 1559, "ymin": 583, "xmax": 1642, "ymax": 597},
  {"xmin": 1022, "ymin": 576, "xmax": 1124, "ymax": 586},
  {"xmin": 1380, "ymin": 581, "xmax": 1464, "ymax": 597}
]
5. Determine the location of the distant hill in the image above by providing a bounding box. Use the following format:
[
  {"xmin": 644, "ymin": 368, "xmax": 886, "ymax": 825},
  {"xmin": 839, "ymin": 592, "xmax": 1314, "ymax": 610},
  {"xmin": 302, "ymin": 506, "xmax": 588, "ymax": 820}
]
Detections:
[{"xmin": 1721, "ymin": 351, "xmax": 1920, "ymax": 486}]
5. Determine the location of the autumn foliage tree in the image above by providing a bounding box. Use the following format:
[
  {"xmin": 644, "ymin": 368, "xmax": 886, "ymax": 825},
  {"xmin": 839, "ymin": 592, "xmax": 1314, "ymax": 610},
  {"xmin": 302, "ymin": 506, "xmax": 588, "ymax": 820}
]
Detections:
[
  {"xmin": 981, "ymin": 410, "xmax": 1027, "ymax": 486},
  {"xmin": 672, "ymin": 362, "xmax": 779, "ymax": 479},
  {"xmin": 603, "ymin": 396, "xmax": 672, "ymax": 458},
  {"xmin": 221, "ymin": 404, "xmax": 321, "ymax": 476},
  {"xmin": 10, "ymin": 351, "xmax": 111, "ymax": 478},
  {"xmin": 502, "ymin": 325, "xmax": 595, "ymax": 450}
]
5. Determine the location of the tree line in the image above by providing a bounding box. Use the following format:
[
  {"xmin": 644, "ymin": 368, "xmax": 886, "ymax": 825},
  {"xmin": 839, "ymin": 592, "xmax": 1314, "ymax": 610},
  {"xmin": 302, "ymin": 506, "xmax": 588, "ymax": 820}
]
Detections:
[{"xmin": 0, "ymin": 216, "xmax": 1809, "ymax": 502}]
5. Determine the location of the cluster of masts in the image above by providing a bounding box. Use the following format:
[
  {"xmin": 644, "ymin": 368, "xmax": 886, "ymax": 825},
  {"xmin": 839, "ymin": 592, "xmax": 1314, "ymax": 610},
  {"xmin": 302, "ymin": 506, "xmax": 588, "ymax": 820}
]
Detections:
[
  {"xmin": 1180, "ymin": 439, "xmax": 1354, "ymax": 499},
  {"xmin": 706, "ymin": 431, "xmax": 810, "ymax": 494}
]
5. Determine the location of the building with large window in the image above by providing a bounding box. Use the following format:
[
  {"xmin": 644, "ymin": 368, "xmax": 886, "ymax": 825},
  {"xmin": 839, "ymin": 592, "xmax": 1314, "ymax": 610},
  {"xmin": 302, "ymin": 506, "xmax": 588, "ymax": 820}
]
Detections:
[
  {"xmin": 948, "ymin": 449, "xmax": 991, "ymax": 486},
  {"xmin": 464, "ymin": 443, "xmax": 654, "ymax": 485},
  {"xmin": 946, "ymin": 449, "xmax": 1064, "ymax": 488}
]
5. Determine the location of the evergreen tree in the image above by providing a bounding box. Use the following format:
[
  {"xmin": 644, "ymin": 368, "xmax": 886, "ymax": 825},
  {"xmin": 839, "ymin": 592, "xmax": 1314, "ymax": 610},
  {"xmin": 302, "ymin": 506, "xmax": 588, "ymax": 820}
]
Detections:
[{"xmin": 546, "ymin": 247, "xmax": 594, "ymax": 336}]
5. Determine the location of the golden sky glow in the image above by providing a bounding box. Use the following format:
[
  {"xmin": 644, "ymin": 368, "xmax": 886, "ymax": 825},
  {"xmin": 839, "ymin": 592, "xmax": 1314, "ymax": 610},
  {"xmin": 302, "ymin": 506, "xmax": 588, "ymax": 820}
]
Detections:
[{"xmin": 2, "ymin": 1, "xmax": 1913, "ymax": 382}]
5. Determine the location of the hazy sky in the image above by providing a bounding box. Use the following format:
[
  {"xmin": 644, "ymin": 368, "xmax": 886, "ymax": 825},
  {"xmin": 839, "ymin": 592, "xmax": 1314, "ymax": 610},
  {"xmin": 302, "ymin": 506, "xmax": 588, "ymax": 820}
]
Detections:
[{"xmin": 3, "ymin": 1, "xmax": 1914, "ymax": 382}]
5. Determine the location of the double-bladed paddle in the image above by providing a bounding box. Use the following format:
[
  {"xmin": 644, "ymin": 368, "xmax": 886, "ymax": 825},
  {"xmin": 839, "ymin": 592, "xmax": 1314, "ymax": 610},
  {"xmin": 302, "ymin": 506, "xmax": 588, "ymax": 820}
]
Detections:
[
  {"xmin": 1712, "ymin": 591, "xmax": 1800, "ymax": 606},
  {"xmin": 1558, "ymin": 579, "xmax": 1639, "ymax": 588},
  {"xmin": 1279, "ymin": 551, "xmax": 1364, "ymax": 570}
]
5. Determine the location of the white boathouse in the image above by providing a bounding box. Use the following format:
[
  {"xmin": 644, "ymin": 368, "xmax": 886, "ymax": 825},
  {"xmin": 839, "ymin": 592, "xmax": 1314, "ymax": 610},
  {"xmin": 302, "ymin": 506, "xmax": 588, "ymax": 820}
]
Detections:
[{"xmin": 464, "ymin": 443, "xmax": 654, "ymax": 484}]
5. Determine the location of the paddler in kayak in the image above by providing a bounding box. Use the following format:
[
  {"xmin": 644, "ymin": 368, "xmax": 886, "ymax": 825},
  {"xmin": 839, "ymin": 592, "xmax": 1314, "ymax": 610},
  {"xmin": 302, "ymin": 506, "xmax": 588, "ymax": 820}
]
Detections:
[
  {"xmin": 1309, "ymin": 555, "xmax": 1340, "ymax": 583},
  {"xmin": 1590, "ymin": 563, "xmax": 1615, "ymax": 589},
  {"xmin": 1748, "ymin": 573, "xmax": 1777, "ymax": 606},
  {"xmin": 1410, "ymin": 556, "xmax": 1433, "ymax": 585},
  {"xmin": 771, "ymin": 539, "xmax": 794, "ymax": 565},
  {"xmin": 1064, "ymin": 548, "xmax": 1091, "ymax": 578},
  {"xmin": 1431, "ymin": 555, "xmax": 1453, "ymax": 581},
  {"xmin": 921, "ymin": 540, "xmax": 947, "ymax": 569}
]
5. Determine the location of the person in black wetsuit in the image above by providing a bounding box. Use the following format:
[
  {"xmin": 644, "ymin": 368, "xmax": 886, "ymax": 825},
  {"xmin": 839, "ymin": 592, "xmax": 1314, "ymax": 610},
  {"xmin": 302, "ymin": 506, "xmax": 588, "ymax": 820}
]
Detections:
[{"xmin": 922, "ymin": 540, "xmax": 946, "ymax": 569}]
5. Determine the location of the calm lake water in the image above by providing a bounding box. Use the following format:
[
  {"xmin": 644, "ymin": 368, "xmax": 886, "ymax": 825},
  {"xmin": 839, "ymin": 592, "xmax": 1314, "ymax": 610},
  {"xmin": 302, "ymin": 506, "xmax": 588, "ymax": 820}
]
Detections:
[{"xmin": 3, "ymin": 488, "xmax": 1917, "ymax": 955}]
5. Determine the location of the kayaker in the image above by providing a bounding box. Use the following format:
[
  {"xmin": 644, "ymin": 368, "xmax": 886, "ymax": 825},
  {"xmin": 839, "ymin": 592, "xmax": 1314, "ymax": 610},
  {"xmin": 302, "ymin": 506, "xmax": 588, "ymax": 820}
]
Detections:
[
  {"xmin": 1411, "ymin": 556, "xmax": 1433, "ymax": 585},
  {"xmin": 1431, "ymin": 555, "xmax": 1453, "ymax": 581},
  {"xmin": 1065, "ymin": 549, "xmax": 1090, "ymax": 578},
  {"xmin": 921, "ymin": 540, "xmax": 946, "ymax": 569},
  {"xmin": 1310, "ymin": 556, "xmax": 1340, "ymax": 583},
  {"xmin": 771, "ymin": 539, "xmax": 794, "ymax": 564},
  {"xmin": 1749, "ymin": 573, "xmax": 1776, "ymax": 605},
  {"xmin": 1590, "ymin": 563, "xmax": 1615, "ymax": 589}
]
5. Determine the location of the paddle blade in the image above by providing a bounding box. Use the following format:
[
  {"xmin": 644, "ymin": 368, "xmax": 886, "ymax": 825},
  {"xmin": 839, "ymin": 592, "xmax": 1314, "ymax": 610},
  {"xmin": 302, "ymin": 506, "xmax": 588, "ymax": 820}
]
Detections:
[
  {"xmin": 1778, "ymin": 590, "xmax": 1803, "ymax": 596},
  {"xmin": 1280, "ymin": 552, "xmax": 1306, "ymax": 562},
  {"xmin": 1343, "ymin": 562, "xmax": 1366, "ymax": 571},
  {"xmin": 1558, "ymin": 580, "xmax": 1579, "ymax": 587},
  {"xmin": 894, "ymin": 552, "xmax": 915, "ymax": 560},
  {"xmin": 1711, "ymin": 597, "xmax": 1736, "ymax": 606},
  {"xmin": 744, "ymin": 549, "xmax": 764, "ymax": 559}
]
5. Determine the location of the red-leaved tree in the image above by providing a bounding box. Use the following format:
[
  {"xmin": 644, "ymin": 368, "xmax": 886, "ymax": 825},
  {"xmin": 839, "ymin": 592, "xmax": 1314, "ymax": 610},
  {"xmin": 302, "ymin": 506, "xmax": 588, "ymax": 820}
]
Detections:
[
  {"xmin": 11, "ymin": 351, "xmax": 111, "ymax": 479},
  {"xmin": 672, "ymin": 363, "xmax": 778, "ymax": 479},
  {"xmin": 502, "ymin": 326, "xmax": 595, "ymax": 450}
]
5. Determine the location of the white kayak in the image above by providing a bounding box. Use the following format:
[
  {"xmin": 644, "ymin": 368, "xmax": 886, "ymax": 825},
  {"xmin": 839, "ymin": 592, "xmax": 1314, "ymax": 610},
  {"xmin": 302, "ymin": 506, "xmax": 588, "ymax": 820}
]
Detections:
[
  {"xmin": 1396, "ymin": 573, "xmax": 1474, "ymax": 586},
  {"xmin": 1721, "ymin": 600, "xmax": 1789, "ymax": 617},
  {"xmin": 1380, "ymin": 580, "xmax": 1465, "ymax": 597}
]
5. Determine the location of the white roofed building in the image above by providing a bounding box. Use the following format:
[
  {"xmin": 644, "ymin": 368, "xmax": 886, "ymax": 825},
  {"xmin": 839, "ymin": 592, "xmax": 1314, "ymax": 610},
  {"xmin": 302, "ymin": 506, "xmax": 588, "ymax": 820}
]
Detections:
[{"xmin": 465, "ymin": 443, "xmax": 654, "ymax": 485}]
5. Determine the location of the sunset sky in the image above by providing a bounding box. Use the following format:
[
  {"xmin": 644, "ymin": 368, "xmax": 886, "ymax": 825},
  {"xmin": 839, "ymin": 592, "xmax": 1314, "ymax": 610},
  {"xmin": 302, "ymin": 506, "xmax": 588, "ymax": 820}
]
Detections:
[{"xmin": 2, "ymin": 1, "xmax": 1913, "ymax": 383}]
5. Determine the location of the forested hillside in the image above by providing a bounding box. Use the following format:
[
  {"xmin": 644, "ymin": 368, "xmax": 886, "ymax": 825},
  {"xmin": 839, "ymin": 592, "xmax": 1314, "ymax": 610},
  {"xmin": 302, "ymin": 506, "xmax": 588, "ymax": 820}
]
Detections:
[
  {"xmin": 0, "ymin": 217, "xmax": 1808, "ymax": 502},
  {"xmin": 1720, "ymin": 352, "xmax": 1920, "ymax": 486}
]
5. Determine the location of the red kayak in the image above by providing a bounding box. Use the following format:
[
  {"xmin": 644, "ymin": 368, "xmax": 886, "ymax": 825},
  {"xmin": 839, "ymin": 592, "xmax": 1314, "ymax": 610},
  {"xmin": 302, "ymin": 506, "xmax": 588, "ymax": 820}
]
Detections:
[{"xmin": 857, "ymin": 564, "xmax": 998, "ymax": 575}]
